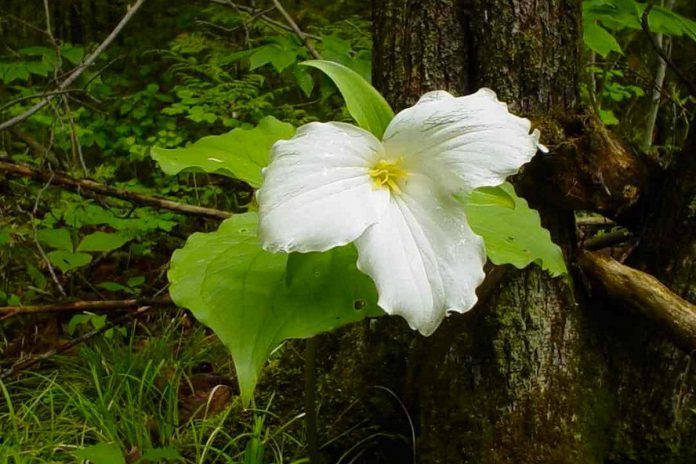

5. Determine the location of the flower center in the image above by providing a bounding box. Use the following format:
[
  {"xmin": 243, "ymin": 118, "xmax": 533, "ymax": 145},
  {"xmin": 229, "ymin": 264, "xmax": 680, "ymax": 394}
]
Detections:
[{"xmin": 369, "ymin": 158, "xmax": 408, "ymax": 194}]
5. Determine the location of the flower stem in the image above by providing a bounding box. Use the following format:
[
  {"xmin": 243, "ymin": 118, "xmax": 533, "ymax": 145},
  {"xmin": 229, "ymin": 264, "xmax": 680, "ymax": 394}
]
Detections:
[{"xmin": 304, "ymin": 336, "xmax": 320, "ymax": 463}]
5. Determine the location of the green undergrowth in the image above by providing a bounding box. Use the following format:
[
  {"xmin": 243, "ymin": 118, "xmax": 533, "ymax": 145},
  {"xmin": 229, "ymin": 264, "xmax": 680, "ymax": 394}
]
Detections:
[{"xmin": 0, "ymin": 314, "xmax": 307, "ymax": 464}]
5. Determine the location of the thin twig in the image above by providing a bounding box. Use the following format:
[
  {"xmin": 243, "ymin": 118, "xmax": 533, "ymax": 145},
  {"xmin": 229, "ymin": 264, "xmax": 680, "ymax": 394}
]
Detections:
[
  {"xmin": 641, "ymin": 0, "xmax": 696, "ymax": 96},
  {"xmin": 0, "ymin": 0, "xmax": 147, "ymax": 132},
  {"xmin": 0, "ymin": 159, "xmax": 232, "ymax": 220},
  {"xmin": 641, "ymin": 0, "xmax": 675, "ymax": 152},
  {"xmin": 0, "ymin": 295, "xmax": 172, "ymax": 316},
  {"xmin": 30, "ymin": 173, "xmax": 67, "ymax": 298},
  {"xmin": 209, "ymin": 0, "xmax": 322, "ymax": 41},
  {"xmin": 0, "ymin": 90, "xmax": 85, "ymax": 114},
  {"xmin": 61, "ymin": 95, "xmax": 89, "ymax": 175},
  {"xmin": 270, "ymin": 0, "xmax": 321, "ymax": 59},
  {"xmin": 583, "ymin": 229, "xmax": 632, "ymax": 250},
  {"xmin": 0, "ymin": 306, "xmax": 153, "ymax": 380}
]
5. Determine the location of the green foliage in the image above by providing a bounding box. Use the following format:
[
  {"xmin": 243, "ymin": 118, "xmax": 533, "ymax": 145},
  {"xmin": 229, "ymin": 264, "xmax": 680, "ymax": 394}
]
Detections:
[
  {"xmin": 46, "ymin": 250, "xmax": 93, "ymax": 273},
  {"xmin": 302, "ymin": 60, "xmax": 394, "ymax": 138},
  {"xmin": 583, "ymin": 0, "xmax": 696, "ymax": 40},
  {"xmin": 466, "ymin": 183, "xmax": 568, "ymax": 277},
  {"xmin": 168, "ymin": 213, "xmax": 382, "ymax": 404},
  {"xmin": 0, "ymin": 317, "xmax": 306, "ymax": 463},
  {"xmin": 74, "ymin": 443, "xmax": 126, "ymax": 464},
  {"xmin": 77, "ymin": 232, "xmax": 131, "ymax": 253},
  {"xmin": 152, "ymin": 116, "xmax": 295, "ymax": 187},
  {"xmin": 580, "ymin": 0, "xmax": 696, "ymax": 142},
  {"xmin": 584, "ymin": 21, "xmax": 623, "ymax": 57}
]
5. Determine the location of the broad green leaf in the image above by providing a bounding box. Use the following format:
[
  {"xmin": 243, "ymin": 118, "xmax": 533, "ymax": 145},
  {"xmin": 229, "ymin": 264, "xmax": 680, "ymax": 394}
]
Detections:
[
  {"xmin": 68, "ymin": 314, "xmax": 106, "ymax": 335},
  {"xmin": 249, "ymin": 44, "xmax": 298, "ymax": 72},
  {"xmin": 302, "ymin": 60, "xmax": 394, "ymax": 139},
  {"xmin": 294, "ymin": 66, "xmax": 315, "ymax": 97},
  {"xmin": 47, "ymin": 250, "xmax": 92, "ymax": 273},
  {"xmin": 98, "ymin": 281, "xmax": 128, "ymax": 292},
  {"xmin": 151, "ymin": 116, "xmax": 295, "ymax": 188},
  {"xmin": 60, "ymin": 44, "xmax": 85, "ymax": 65},
  {"xmin": 169, "ymin": 213, "xmax": 382, "ymax": 404},
  {"xmin": 77, "ymin": 232, "xmax": 130, "ymax": 252},
  {"xmin": 599, "ymin": 108, "xmax": 619, "ymax": 125},
  {"xmin": 583, "ymin": 0, "xmax": 696, "ymax": 41},
  {"xmin": 74, "ymin": 443, "xmax": 125, "ymax": 464},
  {"xmin": 466, "ymin": 183, "xmax": 567, "ymax": 277},
  {"xmin": 583, "ymin": 21, "xmax": 623, "ymax": 57},
  {"xmin": 37, "ymin": 228, "xmax": 73, "ymax": 251},
  {"xmin": 644, "ymin": 5, "xmax": 696, "ymax": 41},
  {"xmin": 127, "ymin": 276, "xmax": 146, "ymax": 287},
  {"xmin": 583, "ymin": 0, "xmax": 640, "ymax": 30}
]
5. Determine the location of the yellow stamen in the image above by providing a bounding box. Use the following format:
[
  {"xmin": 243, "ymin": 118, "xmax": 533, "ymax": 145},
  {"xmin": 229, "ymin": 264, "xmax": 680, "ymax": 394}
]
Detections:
[{"xmin": 368, "ymin": 158, "xmax": 407, "ymax": 194}]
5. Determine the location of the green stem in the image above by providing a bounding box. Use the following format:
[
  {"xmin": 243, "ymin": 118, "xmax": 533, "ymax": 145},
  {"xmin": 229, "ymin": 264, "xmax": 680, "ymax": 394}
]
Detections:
[{"xmin": 304, "ymin": 336, "xmax": 320, "ymax": 464}]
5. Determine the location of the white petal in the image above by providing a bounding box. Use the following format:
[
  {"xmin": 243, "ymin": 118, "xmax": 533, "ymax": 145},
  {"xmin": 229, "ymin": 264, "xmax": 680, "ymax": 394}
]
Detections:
[
  {"xmin": 355, "ymin": 175, "xmax": 486, "ymax": 335},
  {"xmin": 382, "ymin": 88, "xmax": 541, "ymax": 193},
  {"xmin": 258, "ymin": 122, "xmax": 389, "ymax": 253}
]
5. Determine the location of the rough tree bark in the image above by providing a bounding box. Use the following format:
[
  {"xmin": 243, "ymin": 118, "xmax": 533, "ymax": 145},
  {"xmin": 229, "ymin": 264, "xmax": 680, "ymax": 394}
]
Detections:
[
  {"xmin": 376, "ymin": 1, "xmax": 608, "ymax": 462},
  {"xmin": 301, "ymin": 1, "xmax": 695, "ymax": 463}
]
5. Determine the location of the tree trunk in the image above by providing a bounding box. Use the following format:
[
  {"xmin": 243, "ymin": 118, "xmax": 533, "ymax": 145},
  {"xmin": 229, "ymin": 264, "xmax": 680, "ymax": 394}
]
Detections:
[
  {"xmin": 373, "ymin": 1, "xmax": 607, "ymax": 462},
  {"xmin": 309, "ymin": 1, "xmax": 694, "ymax": 462},
  {"xmin": 591, "ymin": 129, "xmax": 696, "ymax": 462}
]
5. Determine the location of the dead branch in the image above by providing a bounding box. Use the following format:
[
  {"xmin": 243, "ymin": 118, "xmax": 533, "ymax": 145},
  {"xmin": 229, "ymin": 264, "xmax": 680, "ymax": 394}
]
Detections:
[
  {"xmin": 209, "ymin": 0, "xmax": 322, "ymax": 41},
  {"xmin": 0, "ymin": 295, "xmax": 172, "ymax": 317},
  {"xmin": 270, "ymin": 0, "xmax": 322, "ymax": 59},
  {"xmin": 576, "ymin": 216, "xmax": 615, "ymax": 227},
  {"xmin": 583, "ymin": 229, "xmax": 631, "ymax": 250},
  {"xmin": 0, "ymin": 159, "xmax": 232, "ymax": 220},
  {"xmin": 578, "ymin": 250, "xmax": 696, "ymax": 353},
  {"xmin": 0, "ymin": 305, "xmax": 152, "ymax": 380},
  {"xmin": 0, "ymin": 0, "xmax": 147, "ymax": 132},
  {"xmin": 522, "ymin": 113, "xmax": 651, "ymax": 225}
]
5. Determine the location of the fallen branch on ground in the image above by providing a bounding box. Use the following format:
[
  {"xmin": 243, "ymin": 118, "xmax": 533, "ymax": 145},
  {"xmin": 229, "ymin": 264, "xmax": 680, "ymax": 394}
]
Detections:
[
  {"xmin": 0, "ymin": 305, "xmax": 152, "ymax": 380},
  {"xmin": 0, "ymin": 159, "xmax": 232, "ymax": 220},
  {"xmin": 578, "ymin": 250, "xmax": 696, "ymax": 353},
  {"xmin": 0, "ymin": 295, "xmax": 173, "ymax": 317}
]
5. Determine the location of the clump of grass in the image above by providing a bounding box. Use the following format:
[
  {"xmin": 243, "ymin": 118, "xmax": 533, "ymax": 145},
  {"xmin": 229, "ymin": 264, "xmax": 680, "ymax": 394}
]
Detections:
[{"xmin": 0, "ymin": 313, "xmax": 307, "ymax": 463}]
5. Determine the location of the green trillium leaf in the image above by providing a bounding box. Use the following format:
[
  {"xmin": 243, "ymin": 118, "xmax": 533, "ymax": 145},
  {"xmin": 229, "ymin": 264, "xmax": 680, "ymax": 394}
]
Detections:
[
  {"xmin": 301, "ymin": 60, "xmax": 394, "ymax": 139},
  {"xmin": 466, "ymin": 183, "xmax": 568, "ymax": 277},
  {"xmin": 151, "ymin": 116, "xmax": 295, "ymax": 188},
  {"xmin": 168, "ymin": 213, "xmax": 382, "ymax": 405}
]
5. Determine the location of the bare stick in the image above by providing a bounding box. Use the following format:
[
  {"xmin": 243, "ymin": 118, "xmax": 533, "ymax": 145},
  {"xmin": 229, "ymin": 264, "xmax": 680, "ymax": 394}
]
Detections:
[
  {"xmin": 0, "ymin": 159, "xmax": 232, "ymax": 220},
  {"xmin": 579, "ymin": 250, "xmax": 696, "ymax": 353},
  {"xmin": 209, "ymin": 0, "xmax": 322, "ymax": 41},
  {"xmin": 0, "ymin": 305, "xmax": 153, "ymax": 380},
  {"xmin": 271, "ymin": 0, "xmax": 321, "ymax": 60},
  {"xmin": 0, "ymin": 295, "xmax": 172, "ymax": 317},
  {"xmin": 0, "ymin": 89, "xmax": 85, "ymax": 114},
  {"xmin": 583, "ymin": 229, "xmax": 631, "ymax": 250},
  {"xmin": 0, "ymin": 0, "xmax": 147, "ymax": 132}
]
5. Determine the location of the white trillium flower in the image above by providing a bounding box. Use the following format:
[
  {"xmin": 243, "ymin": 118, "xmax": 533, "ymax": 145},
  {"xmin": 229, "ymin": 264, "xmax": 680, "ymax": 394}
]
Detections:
[{"xmin": 257, "ymin": 88, "xmax": 542, "ymax": 336}]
